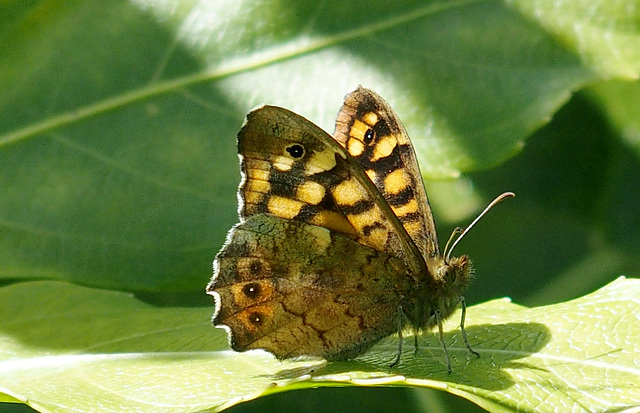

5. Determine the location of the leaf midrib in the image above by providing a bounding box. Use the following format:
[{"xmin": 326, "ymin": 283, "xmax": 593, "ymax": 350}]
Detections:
[{"xmin": 0, "ymin": 0, "xmax": 480, "ymax": 148}]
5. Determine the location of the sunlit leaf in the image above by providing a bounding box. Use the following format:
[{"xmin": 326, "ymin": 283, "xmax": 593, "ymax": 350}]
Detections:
[{"xmin": 1, "ymin": 278, "xmax": 638, "ymax": 412}]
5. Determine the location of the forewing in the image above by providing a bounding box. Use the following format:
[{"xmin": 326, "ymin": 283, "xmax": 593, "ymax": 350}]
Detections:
[
  {"xmin": 334, "ymin": 87, "xmax": 440, "ymax": 260},
  {"xmin": 207, "ymin": 215, "xmax": 409, "ymax": 360},
  {"xmin": 238, "ymin": 105, "xmax": 425, "ymax": 274}
]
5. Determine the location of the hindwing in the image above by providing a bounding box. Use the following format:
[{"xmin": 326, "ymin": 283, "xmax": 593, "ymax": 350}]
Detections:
[{"xmin": 211, "ymin": 214, "xmax": 410, "ymax": 360}]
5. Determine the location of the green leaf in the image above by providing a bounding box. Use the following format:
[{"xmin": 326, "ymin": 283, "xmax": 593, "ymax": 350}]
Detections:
[
  {"xmin": 2, "ymin": 2, "xmax": 640, "ymax": 411},
  {"xmin": 2, "ymin": 0, "xmax": 639, "ymax": 291},
  {"xmin": 507, "ymin": 0, "xmax": 640, "ymax": 77},
  {"xmin": 1, "ymin": 278, "xmax": 639, "ymax": 412},
  {"xmin": 587, "ymin": 79, "xmax": 640, "ymax": 154}
]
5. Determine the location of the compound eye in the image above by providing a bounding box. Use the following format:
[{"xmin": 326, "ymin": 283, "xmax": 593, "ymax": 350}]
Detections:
[{"xmin": 439, "ymin": 265, "xmax": 456, "ymax": 283}]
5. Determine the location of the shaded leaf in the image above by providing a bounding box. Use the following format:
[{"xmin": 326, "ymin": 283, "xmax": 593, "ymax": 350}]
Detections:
[
  {"xmin": 588, "ymin": 79, "xmax": 640, "ymax": 154},
  {"xmin": 1, "ymin": 0, "xmax": 638, "ymax": 291}
]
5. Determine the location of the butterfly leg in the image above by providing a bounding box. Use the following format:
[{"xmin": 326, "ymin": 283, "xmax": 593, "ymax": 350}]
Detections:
[
  {"xmin": 389, "ymin": 304, "xmax": 404, "ymax": 368},
  {"xmin": 459, "ymin": 296, "xmax": 480, "ymax": 358},
  {"xmin": 435, "ymin": 310, "xmax": 453, "ymax": 374}
]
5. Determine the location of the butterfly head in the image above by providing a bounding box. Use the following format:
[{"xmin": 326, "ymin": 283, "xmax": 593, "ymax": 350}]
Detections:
[
  {"xmin": 432, "ymin": 254, "xmax": 473, "ymax": 291},
  {"xmin": 432, "ymin": 192, "xmax": 515, "ymax": 301},
  {"xmin": 425, "ymin": 254, "xmax": 474, "ymax": 320},
  {"xmin": 440, "ymin": 253, "xmax": 471, "ymax": 281}
]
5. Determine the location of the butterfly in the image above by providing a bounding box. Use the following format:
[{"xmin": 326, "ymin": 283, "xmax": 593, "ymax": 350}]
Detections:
[{"xmin": 206, "ymin": 87, "xmax": 513, "ymax": 372}]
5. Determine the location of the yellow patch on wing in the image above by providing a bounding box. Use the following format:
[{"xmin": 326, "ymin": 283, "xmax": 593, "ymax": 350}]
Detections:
[
  {"xmin": 243, "ymin": 191, "xmax": 264, "ymax": 210},
  {"xmin": 243, "ymin": 157, "xmax": 271, "ymax": 205},
  {"xmin": 332, "ymin": 178, "xmax": 367, "ymax": 207},
  {"xmin": 365, "ymin": 169, "xmax": 377, "ymax": 183},
  {"xmin": 349, "ymin": 207, "xmax": 390, "ymax": 251},
  {"xmin": 267, "ymin": 196, "xmax": 304, "ymax": 219},
  {"xmin": 371, "ymin": 134, "xmax": 397, "ymax": 161},
  {"xmin": 391, "ymin": 198, "xmax": 419, "ymax": 217},
  {"xmin": 346, "ymin": 137, "xmax": 365, "ymax": 156},
  {"xmin": 246, "ymin": 168, "xmax": 269, "ymax": 181},
  {"xmin": 362, "ymin": 111, "xmax": 379, "ymax": 126},
  {"xmin": 305, "ymin": 148, "xmax": 337, "ymax": 175},
  {"xmin": 349, "ymin": 119, "xmax": 370, "ymax": 141},
  {"xmin": 401, "ymin": 220, "xmax": 423, "ymax": 238},
  {"xmin": 245, "ymin": 179, "xmax": 270, "ymax": 195},
  {"xmin": 305, "ymin": 224, "xmax": 332, "ymax": 252},
  {"xmin": 296, "ymin": 181, "xmax": 326, "ymax": 205},
  {"xmin": 383, "ymin": 168, "xmax": 410, "ymax": 195},
  {"xmin": 309, "ymin": 210, "xmax": 356, "ymax": 236},
  {"xmin": 273, "ymin": 155, "xmax": 294, "ymax": 171},
  {"xmin": 349, "ymin": 207, "xmax": 381, "ymax": 231},
  {"xmin": 362, "ymin": 226, "xmax": 389, "ymax": 250}
]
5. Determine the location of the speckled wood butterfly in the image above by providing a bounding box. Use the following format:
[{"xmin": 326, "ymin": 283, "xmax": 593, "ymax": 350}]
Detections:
[{"xmin": 206, "ymin": 87, "xmax": 513, "ymax": 372}]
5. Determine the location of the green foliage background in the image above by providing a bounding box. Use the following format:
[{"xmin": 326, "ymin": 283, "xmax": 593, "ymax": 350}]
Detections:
[{"xmin": 1, "ymin": 0, "xmax": 639, "ymax": 412}]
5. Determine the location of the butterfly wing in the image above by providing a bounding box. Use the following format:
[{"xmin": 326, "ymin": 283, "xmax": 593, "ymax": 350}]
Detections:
[
  {"xmin": 237, "ymin": 105, "xmax": 425, "ymax": 276},
  {"xmin": 334, "ymin": 87, "xmax": 440, "ymax": 260},
  {"xmin": 209, "ymin": 214, "xmax": 409, "ymax": 360}
]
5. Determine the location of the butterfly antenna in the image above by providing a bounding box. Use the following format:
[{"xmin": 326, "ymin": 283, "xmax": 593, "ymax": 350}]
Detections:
[
  {"xmin": 444, "ymin": 192, "xmax": 515, "ymax": 262},
  {"xmin": 442, "ymin": 227, "xmax": 462, "ymax": 263}
]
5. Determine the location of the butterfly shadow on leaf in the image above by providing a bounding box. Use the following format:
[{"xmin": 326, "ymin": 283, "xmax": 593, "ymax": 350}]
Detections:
[{"xmin": 269, "ymin": 322, "xmax": 550, "ymax": 392}]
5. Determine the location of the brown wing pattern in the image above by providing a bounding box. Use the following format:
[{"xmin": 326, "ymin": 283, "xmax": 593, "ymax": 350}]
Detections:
[
  {"xmin": 209, "ymin": 214, "xmax": 410, "ymax": 360},
  {"xmin": 334, "ymin": 87, "xmax": 440, "ymax": 260}
]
